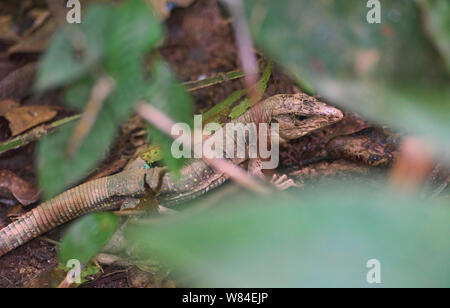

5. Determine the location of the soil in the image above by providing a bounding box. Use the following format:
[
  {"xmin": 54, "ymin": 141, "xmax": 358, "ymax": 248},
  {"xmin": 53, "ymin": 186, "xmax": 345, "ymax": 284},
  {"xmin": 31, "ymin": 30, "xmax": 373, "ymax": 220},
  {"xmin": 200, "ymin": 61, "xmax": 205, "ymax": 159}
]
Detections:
[{"xmin": 0, "ymin": 0, "xmax": 395, "ymax": 287}]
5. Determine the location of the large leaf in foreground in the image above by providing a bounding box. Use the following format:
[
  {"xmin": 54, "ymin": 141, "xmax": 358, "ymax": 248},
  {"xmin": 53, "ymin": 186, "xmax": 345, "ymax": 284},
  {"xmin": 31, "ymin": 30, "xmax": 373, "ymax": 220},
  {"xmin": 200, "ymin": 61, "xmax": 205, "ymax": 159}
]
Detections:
[
  {"xmin": 126, "ymin": 183, "xmax": 450, "ymax": 287},
  {"xmin": 144, "ymin": 60, "xmax": 194, "ymax": 172},
  {"xmin": 59, "ymin": 213, "xmax": 118, "ymax": 265},
  {"xmin": 37, "ymin": 0, "xmax": 164, "ymax": 198}
]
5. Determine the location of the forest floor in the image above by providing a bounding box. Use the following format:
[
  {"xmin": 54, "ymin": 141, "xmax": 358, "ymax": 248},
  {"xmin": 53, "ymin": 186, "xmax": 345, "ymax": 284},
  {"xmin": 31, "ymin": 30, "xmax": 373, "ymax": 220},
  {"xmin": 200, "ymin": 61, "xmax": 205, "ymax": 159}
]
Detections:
[{"xmin": 0, "ymin": 0, "xmax": 402, "ymax": 287}]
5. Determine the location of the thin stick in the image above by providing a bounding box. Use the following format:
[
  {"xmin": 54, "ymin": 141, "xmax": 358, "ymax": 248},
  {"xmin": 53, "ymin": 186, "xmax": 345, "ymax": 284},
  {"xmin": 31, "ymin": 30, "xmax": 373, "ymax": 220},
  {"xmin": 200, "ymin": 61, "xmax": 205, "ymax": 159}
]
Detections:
[
  {"xmin": 65, "ymin": 76, "xmax": 115, "ymax": 158},
  {"xmin": 0, "ymin": 114, "xmax": 81, "ymax": 154},
  {"xmin": 136, "ymin": 101, "xmax": 271, "ymax": 195},
  {"xmin": 183, "ymin": 69, "xmax": 245, "ymax": 92},
  {"xmin": 223, "ymin": 0, "xmax": 260, "ymax": 107},
  {"xmin": 37, "ymin": 236, "xmax": 60, "ymax": 246}
]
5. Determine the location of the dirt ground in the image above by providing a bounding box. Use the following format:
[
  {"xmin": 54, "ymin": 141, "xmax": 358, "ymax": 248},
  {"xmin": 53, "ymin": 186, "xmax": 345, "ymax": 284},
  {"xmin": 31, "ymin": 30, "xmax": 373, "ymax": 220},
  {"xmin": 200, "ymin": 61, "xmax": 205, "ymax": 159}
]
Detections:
[{"xmin": 0, "ymin": 0, "xmax": 399, "ymax": 287}]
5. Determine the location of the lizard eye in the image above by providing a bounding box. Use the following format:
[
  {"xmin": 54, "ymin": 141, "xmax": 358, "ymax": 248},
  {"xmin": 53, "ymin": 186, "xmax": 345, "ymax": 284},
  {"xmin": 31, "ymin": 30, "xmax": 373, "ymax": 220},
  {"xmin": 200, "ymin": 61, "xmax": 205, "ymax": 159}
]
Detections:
[{"xmin": 294, "ymin": 115, "xmax": 308, "ymax": 121}]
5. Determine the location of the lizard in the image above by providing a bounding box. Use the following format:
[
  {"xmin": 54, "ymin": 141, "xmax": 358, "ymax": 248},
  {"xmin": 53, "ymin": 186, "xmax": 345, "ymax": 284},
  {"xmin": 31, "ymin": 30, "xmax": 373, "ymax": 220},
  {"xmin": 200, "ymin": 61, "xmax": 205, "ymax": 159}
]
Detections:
[{"xmin": 0, "ymin": 93, "xmax": 343, "ymax": 257}]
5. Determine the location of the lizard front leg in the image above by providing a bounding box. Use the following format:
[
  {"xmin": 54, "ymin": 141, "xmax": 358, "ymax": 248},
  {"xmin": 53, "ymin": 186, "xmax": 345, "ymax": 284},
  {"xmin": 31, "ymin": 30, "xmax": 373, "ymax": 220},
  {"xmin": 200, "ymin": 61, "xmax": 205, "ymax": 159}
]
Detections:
[{"xmin": 248, "ymin": 157, "xmax": 298, "ymax": 190}]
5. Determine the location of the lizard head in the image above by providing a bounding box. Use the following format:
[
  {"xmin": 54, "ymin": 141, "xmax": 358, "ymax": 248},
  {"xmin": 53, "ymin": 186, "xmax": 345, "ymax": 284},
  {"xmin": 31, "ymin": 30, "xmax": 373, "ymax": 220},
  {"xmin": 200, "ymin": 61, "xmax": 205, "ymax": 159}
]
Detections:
[{"xmin": 268, "ymin": 93, "xmax": 343, "ymax": 140}]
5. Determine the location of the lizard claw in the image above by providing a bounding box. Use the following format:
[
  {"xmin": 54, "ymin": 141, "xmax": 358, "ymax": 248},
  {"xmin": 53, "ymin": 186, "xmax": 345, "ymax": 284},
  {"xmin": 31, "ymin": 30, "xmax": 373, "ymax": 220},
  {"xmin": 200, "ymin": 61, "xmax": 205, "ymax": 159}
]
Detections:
[{"xmin": 270, "ymin": 174, "xmax": 299, "ymax": 190}]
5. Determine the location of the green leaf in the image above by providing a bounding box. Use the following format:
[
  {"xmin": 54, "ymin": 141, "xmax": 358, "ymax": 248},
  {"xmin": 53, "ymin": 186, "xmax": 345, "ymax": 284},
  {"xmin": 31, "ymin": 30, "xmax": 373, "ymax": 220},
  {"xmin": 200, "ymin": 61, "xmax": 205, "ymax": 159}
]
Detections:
[
  {"xmin": 35, "ymin": 31, "xmax": 86, "ymax": 91},
  {"xmin": 64, "ymin": 76, "xmax": 95, "ymax": 111},
  {"xmin": 145, "ymin": 59, "xmax": 194, "ymax": 172},
  {"xmin": 38, "ymin": 119, "xmax": 116, "ymax": 199},
  {"xmin": 35, "ymin": 4, "xmax": 113, "ymax": 91},
  {"xmin": 243, "ymin": 0, "xmax": 450, "ymax": 153},
  {"xmin": 418, "ymin": 0, "xmax": 450, "ymax": 72},
  {"xmin": 125, "ymin": 182, "xmax": 450, "ymax": 287},
  {"xmin": 59, "ymin": 213, "xmax": 118, "ymax": 265}
]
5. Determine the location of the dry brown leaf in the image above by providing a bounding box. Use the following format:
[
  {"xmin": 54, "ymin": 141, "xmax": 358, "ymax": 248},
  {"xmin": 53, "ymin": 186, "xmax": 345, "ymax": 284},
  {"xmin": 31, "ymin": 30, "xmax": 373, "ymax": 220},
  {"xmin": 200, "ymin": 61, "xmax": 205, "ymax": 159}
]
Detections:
[
  {"xmin": 5, "ymin": 105, "xmax": 57, "ymax": 136},
  {"xmin": 7, "ymin": 204, "xmax": 25, "ymax": 219},
  {"xmin": 0, "ymin": 62, "xmax": 36, "ymax": 101},
  {"xmin": 22, "ymin": 9, "xmax": 51, "ymax": 37},
  {"xmin": 0, "ymin": 15, "xmax": 19, "ymax": 45},
  {"xmin": 0, "ymin": 99, "xmax": 20, "ymax": 116},
  {"xmin": 0, "ymin": 170, "xmax": 40, "ymax": 206},
  {"xmin": 8, "ymin": 18, "xmax": 56, "ymax": 55}
]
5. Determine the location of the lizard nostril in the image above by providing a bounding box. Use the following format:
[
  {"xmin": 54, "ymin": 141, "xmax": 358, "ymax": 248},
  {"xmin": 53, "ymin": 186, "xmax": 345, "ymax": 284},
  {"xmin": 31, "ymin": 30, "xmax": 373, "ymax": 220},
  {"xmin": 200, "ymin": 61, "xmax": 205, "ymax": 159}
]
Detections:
[{"xmin": 332, "ymin": 108, "xmax": 343, "ymax": 120}]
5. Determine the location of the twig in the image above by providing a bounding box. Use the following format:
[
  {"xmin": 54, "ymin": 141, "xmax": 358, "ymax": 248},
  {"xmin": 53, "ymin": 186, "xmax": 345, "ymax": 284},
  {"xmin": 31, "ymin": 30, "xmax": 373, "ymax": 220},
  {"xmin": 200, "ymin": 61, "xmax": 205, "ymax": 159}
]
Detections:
[
  {"xmin": 65, "ymin": 76, "xmax": 115, "ymax": 158},
  {"xmin": 37, "ymin": 236, "xmax": 60, "ymax": 246},
  {"xmin": 183, "ymin": 69, "xmax": 245, "ymax": 91},
  {"xmin": 136, "ymin": 102, "xmax": 271, "ymax": 195},
  {"xmin": 222, "ymin": 0, "xmax": 260, "ymax": 107},
  {"xmin": 0, "ymin": 114, "xmax": 81, "ymax": 154}
]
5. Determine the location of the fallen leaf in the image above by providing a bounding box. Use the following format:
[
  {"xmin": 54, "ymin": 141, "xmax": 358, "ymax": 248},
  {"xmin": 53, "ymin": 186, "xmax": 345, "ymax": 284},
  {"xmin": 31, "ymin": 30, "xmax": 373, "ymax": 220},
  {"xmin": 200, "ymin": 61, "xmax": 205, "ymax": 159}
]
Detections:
[
  {"xmin": 4, "ymin": 105, "xmax": 57, "ymax": 136},
  {"xmin": 7, "ymin": 18, "xmax": 56, "ymax": 55},
  {"xmin": 22, "ymin": 9, "xmax": 51, "ymax": 37},
  {"xmin": 7, "ymin": 204, "xmax": 25, "ymax": 219},
  {"xmin": 0, "ymin": 62, "xmax": 36, "ymax": 101},
  {"xmin": 0, "ymin": 99, "xmax": 20, "ymax": 115},
  {"xmin": 0, "ymin": 15, "xmax": 19, "ymax": 45},
  {"xmin": 0, "ymin": 170, "xmax": 40, "ymax": 206}
]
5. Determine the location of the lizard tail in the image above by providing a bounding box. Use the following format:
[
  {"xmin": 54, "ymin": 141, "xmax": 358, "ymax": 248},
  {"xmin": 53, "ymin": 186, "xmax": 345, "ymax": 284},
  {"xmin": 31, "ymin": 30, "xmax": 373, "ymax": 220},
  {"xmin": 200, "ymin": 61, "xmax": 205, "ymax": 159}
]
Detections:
[{"xmin": 0, "ymin": 169, "xmax": 148, "ymax": 257}]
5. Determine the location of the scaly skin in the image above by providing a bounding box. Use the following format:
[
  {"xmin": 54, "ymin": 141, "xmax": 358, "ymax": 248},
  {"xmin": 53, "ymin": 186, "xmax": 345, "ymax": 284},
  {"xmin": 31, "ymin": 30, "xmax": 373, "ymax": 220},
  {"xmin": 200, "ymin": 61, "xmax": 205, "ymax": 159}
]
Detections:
[{"xmin": 0, "ymin": 94, "xmax": 343, "ymax": 257}]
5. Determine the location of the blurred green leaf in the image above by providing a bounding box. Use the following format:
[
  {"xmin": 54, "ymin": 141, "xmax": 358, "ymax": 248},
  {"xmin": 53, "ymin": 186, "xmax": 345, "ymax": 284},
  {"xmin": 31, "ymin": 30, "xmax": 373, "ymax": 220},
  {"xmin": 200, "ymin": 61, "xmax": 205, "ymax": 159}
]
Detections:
[
  {"xmin": 38, "ymin": 0, "xmax": 164, "ymax": 198},
  {"xmin": 36, "ymin": 31, "xmax": 86, "ymax": 91},
  {"xmin": 36, "ymin": 4, "xmax": 112, "ymax": 91},
  {"xmin": 244, "ymin": 0, "xmax": 450, "ymax": 152},
  {"xmin": 38, "ymin": 119, "xmax": 116, "ymax": 199},
  {"xmin": 418, "ymin": 0, "xmax": 450, "ymax": 72},
  {"xmin": 63, "ymin": 76, "xmax": 95, "ymax": 111},
  {"xmin": 145, "ymin": 59, "xmax": 194, "ymax": 172},
  {"xmin": 125, "ymin": 182, "xmax": 450, "ymax": 287},
  {"xmin": 59, "ymin": 212, "xmax": 118, "ymax": 265}
]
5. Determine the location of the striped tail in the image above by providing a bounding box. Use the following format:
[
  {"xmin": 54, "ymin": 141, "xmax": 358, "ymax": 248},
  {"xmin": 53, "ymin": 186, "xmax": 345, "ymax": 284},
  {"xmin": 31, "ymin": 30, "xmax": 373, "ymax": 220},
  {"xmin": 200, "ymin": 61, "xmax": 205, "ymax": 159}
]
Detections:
[{"xmin": 0, "ymin": 169, "xmax": 147, "ymax": 257}]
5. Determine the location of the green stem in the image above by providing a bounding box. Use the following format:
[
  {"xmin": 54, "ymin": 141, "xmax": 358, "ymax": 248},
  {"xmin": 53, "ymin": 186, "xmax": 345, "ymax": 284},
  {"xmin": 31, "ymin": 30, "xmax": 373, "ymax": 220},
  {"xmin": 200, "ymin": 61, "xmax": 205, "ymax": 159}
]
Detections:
[
  {"xmin": 0, "ymin": 114, "xmax": 81, "ymax": 154},
  {"xmin": 184, "ymin": 69, "xmax": 245, "ymax": 92}
]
